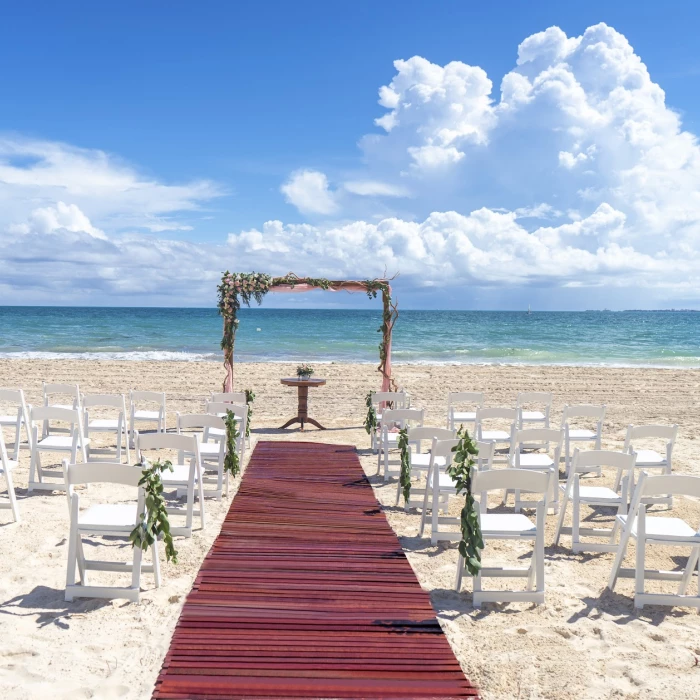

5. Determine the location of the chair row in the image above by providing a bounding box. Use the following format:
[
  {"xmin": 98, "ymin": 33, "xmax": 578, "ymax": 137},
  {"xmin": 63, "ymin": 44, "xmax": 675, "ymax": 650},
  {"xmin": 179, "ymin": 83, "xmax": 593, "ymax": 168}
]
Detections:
[
  {"xmin": 374, "ymin": 415, "xmax": 697, "ymax": 611},
  {"xmin": 0, "ymin": 389, "xmax": 250, "ymax": 522}
]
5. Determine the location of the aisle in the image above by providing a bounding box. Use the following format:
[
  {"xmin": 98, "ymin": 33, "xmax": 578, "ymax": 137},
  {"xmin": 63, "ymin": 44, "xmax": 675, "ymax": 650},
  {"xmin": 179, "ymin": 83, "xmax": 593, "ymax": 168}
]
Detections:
[{"xmin": 153, "ymin": 441, "xmax": 478, "ymax": 699}]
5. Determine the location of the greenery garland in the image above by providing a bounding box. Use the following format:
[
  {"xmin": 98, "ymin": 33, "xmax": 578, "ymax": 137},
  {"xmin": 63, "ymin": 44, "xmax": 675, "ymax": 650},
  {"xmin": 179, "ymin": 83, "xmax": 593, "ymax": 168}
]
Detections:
[
  {"xmin": 398, "ymin": 427, "xmax": 411, "ymax": 504},
  {"xmin": 224, "ymin": 409, "xmax": 241, "ymax": 477},
  {"xmin": 130, "ymin": 459, "xmax": 178, "ymax": 564},
  {"xmin": 244, "ymin": 389, "xmax": 255, "ymax": 438},
  {"xmin": 447, "ymin": 426, "xmax": 484, "ymax": 576},
  {"xmin": 363, "ymin": 390, "xmax": 377, "ymax": 435}
]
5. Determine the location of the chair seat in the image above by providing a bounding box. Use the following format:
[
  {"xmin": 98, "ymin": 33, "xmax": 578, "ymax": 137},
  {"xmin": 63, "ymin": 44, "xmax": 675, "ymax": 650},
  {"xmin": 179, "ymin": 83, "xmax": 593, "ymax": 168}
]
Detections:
[
  {"xmin": 133, "ymin": 410, "xmax": 160, "ymax": 420},
  {"xmin": 481, "ymin": 513, "xmax": 537, "ymax": 534},
  {"xmin": 572, "ymin": 485, "xmax": 620, "ymax": 501},
  {"xmin": 78, "ymin": 504, "xmax": 137, "ymax": 531},
  {"xmin": 618, "ymin": 515, "xmax": 699, "ymax": 541},
  {"xmin": 37, "ymin": 436, "xmax": 90, "ymax": 450},
  {"xmin": 0, "ymin": 459, "xmax": 18, "ymax": 472},
  {"xmin": 88, "ymin": 419, "xmax": 120, "ymax": 430},
  {"xmin": 452, "ymin": 411, "xmax": 477, "ymax": 422},
  {"xmin": 481, "ymin": 430, "xmax": 511, "ymax": 441},
  {"xmin": 521, "ymin": 410, "xmax": 546, "ymax": 421},
  {"xmin": 410, "ymin": 453, "xmax": 446, "ymax": 469},
  {"xmin": 514, "ymin": 453, "xmax": 554, "ymax": 468},
  {"xmin": 568, "ymin": 429, "xmax": 596, "ymax": 439},
  {"xmin": 160, "ymin": 463, "xmax": 194, "ymax": 483},
  {"xmin": 50, "ymin": 403, "xmax": 75, "ymax": 411},
  {"xmin": 634, "ymin": 449, "xmax": 666, "ymax": 466},
  {"xmin": 0, "ymin": 415, "xmax": 23, "ymax": 425}
]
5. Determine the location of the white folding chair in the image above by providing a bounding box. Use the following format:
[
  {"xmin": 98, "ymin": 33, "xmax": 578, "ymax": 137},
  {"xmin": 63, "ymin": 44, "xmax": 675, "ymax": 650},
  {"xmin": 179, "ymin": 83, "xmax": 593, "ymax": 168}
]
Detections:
[
  {"xmin": 446, "ymin": 392, "xmax": 484, "ymax": 431},
  {"xmin": 554, "ymin": 449, "xmax": 635, "ymax": 553},
  {"xmin": 562, "ymin": 404, "xmax": 605, "ymax": 475},
  {"xmin": 508, "ymin": 427, "xmax": 563, "ymax": 514},
  {"xmin": 205, "ymin": 402, "xmax": 247, "ymax": 461},
  {"xmin": 475, "ymin": 407, "xmax": 517, "ymax": 463},
  {"xmin": 83, "ymin": 394, "xmax": 130, "ymax": 463},
  {"xmin": 42, "ymin": 382, "xmax": 81, "ymax": 438},
  {"xmin": 129, "ymin": 391, "xmax": 166, "ymax": 445},
  {"xmin": 177, "ymin": 413, "xmax": 228, "ymax": 499},
  {"xmin": 28, "ymin": 406, "xmax": 89, "ymax": 492},
  {"xmin": 608, "ymin": 472, "xmax": 700, "ymax": 610},
  {"xmin": 0, "ymin": 388, "xmax": 31, "ymax": 460},
  {"xmin": 377, "ymin": 408, "xmax": 424, "ymax": 482},
  {"xmin": 63, "ymin": 460, "xmax": 160, "ymax": 603},
  {"xmin": 135, "ymin": 431, "xmax": 205, "ymax": 538},
  {"xmin": 419, "ymin": 439, "xmax": 495, "ymax": 544},
  {"xmin": 210, "ymin": 393, "xmax": 250, "ymax": 446},
  {"xmin": 0, "ymin": 427, "xmax": 19, "ymax": 522},
  {"xmin": 617, "ymin": 424, "xmax": 678, "ymax": 507},
  {"xmin": 456, "ymin": 468, "xmax": 549, "ymax": 607},
  {"xmin": 516, "ymin": 392, "xmax": 552, "ymax": 430},
  {"xmin": 394, "ymin": 426, "xmax": 455, "ymax": 508},
  {"xmin": 369, "ymin": 391, "xmax": 407, "ymax": 451}
]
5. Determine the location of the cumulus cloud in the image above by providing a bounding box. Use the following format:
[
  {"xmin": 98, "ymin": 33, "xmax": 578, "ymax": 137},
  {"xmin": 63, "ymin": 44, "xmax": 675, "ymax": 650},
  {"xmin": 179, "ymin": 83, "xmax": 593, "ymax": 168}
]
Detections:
[
  {"xmin": 5, "ymin": 22, "xmax": 700, "ymax": 306},
  {"xmin": 280, "ymin": 169, "xmax": 339, "ymax": 215},
  {"xmin": 0, "ymin": 137, "xmax": 223, "ymax": 234}
]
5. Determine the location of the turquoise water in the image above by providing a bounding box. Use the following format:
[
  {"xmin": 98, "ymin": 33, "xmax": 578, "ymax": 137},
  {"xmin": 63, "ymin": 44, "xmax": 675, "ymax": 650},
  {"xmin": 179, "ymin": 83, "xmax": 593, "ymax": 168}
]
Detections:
[{"xmin": 0, "ymin": 307, "xmax": 699, "ymax": 367}]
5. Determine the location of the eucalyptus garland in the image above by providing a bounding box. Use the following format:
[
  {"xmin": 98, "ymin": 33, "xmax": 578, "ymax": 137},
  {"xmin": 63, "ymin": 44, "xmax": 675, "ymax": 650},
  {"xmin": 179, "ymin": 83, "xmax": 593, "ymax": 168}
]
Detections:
[
  {"xmin": 363, "ymin": 390, "xmax": 377, "ymax": 435},
  {"xmin": 398, "ymin": 427, "xmax": 411, "ymax": 504},
  {"xmin": 244, "ymin": 389, "xmax": 255, "ymax": 438},
  {"xmin": 130, "ymin": 459, "xmax": 178, "ymax": 564},
  {"xmin": 447, "ymin": 427, "xmax": 484, "ymax": 576},
  {"xmin": 224, "ymin": 409, "xmax": 241, "ymax": 477}
]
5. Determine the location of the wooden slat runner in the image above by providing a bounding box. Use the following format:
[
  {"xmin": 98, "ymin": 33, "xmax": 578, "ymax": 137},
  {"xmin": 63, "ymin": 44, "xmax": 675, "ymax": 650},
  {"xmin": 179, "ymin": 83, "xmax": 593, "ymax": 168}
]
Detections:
[{"xmin": 153, "ymin": 441, "xmax": 479, "ymax": 699}]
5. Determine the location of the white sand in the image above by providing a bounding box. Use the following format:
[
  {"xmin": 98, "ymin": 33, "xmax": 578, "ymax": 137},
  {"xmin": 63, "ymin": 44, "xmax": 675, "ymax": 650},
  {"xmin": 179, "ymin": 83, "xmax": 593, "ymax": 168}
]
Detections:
[{"xmin": 1, "ymin": 360, "xmax": 699, "ymax": 699}]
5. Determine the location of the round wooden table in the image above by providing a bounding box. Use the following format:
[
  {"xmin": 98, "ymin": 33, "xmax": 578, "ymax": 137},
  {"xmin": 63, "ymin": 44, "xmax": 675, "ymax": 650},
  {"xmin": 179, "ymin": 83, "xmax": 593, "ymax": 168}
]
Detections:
[{"xmin": 279, "ymin": 377, "xmax": 327, "ymax": 431}]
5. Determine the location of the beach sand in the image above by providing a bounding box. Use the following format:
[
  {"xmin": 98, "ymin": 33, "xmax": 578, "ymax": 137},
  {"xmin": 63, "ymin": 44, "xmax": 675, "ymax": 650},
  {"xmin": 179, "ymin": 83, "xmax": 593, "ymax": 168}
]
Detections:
[{"xmin": 1, "ymin": 359, "xmax": 699, "ymax": 699}]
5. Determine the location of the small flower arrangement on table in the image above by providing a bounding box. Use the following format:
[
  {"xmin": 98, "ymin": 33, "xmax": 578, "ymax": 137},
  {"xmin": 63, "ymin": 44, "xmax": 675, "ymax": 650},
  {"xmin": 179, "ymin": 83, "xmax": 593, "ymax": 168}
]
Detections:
[{"xmin": 296, "ymin": 364, "xmax": 314, "ymax": 379}]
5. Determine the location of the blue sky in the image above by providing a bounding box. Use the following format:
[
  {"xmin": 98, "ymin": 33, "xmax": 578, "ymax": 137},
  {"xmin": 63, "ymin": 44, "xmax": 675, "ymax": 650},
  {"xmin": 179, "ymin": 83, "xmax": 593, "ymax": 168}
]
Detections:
[{"xmin": 2, "ymin": 1, "xmax": 700, "ymax": 309}]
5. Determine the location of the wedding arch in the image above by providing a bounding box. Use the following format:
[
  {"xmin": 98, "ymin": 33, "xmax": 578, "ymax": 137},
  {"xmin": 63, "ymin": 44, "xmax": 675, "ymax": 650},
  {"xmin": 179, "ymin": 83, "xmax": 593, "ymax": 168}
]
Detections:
[{"xmin": 218, "ymin": 272, "xmax": 398, "ymax": 392}]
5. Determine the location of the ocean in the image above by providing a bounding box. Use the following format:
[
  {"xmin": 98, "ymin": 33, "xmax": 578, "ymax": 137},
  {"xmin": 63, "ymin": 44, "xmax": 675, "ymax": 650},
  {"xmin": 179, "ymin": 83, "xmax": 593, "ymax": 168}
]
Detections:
[{"xmin": 0, "ymin": 307, "xmax": 699, "ymax": 368}]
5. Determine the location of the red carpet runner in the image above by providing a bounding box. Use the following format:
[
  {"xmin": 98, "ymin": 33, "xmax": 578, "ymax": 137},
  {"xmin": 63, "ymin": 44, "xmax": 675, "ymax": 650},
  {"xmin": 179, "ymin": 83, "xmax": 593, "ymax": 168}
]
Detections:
[{"xmin": 153, "ymin": 441, "xmax": 479, "ymax": 699}]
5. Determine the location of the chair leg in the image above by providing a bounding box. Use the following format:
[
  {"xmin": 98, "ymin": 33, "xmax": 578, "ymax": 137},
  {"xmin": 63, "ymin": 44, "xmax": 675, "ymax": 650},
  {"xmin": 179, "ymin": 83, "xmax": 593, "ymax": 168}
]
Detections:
[
  {"xmin": 65, "ymin": 522, "xmax": 79, "ymax": 599},
  {"xmin": 5, "ymin": 469, "xmax": 19, "ymax": 523},
  {"xmin": 419, "ymin": 477, "xmax": 431, "ymax": 537},
  {"xmin": 197, "ymin": 471, "xmax": 206, "ymax": 530},
  {"xmin": 554, "ymin": 489, "xmax": 569, "ymax": 547},
  {"xmin": 152, "ymin": 539, "xmax": 161, "ymax": 588},
  {"xmin": 13, "ymin": 416, "xmax": 22, "ymax": 461},
  {"xmin": 572, "ymin": 477, "xmax": 580, "ymax": 550},
  {"xmin": 131, "ymin": 541, "xmax": 143, "ymax": 592},
  {"xmin": 430, "ymin": 481, "xmax": 440, "ymax": 545},
  {"xmin": 76, "ymin": 537, "xmax": 88, "ymax": 585},
  {"xmin": 455, "ymin": 554, "xmax": 464, "ymax": 592},
  {"xmin": 634, "ymin": 508, "xmax": 646, "ymax": 605},
  {"xmin": 677, "ymin": 546, "xmax": 699, "ymax": 596}
]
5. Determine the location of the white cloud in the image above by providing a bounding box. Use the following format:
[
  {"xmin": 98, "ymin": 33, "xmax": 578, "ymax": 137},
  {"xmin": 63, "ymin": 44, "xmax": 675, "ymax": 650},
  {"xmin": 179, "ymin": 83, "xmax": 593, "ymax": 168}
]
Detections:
[
  {"xmin": 0, "ymin": 137, "xmax": 222, "ymax": 234},
  {"xmin": 342, "ymin": 180, "xmax": 409, "ymax": 197},
  {"xmin": 280, "ymin": 169, "xmax": 338, "ymax": 215}
]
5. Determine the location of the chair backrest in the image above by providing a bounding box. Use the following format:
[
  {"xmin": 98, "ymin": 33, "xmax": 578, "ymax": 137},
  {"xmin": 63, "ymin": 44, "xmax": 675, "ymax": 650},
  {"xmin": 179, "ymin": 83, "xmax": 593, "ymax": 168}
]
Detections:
[
  {"xmin": 130, "ymin": 390, "xmax": 165, "ymax": 406},
  {"xmin": 177, "ymin": 413, "xmax": 226, "ymax": 432},
  {"xmin": 206, "ymin": 402, "xmax": 247, "ymax": 418},
  {"xmin": 372, "ymin": 392, "xmax": 407, "ymax": 408},
  {"xmin": 476, "ymin": 407, "xmax": 518, "ymax": 423},
  {"xmin": 211, "ymin": 392, "xmax": 247, "ymax": 404},
  {"xmin": 431, "ymin": 437, "xmax": 459, "ymax": 463},
  {"xmin": 82, "ymin": 394, "xmax": 126, "ymax": 409},
  {"xmin": 475, "ymin": 440, "xmax": 496, "ymax": 469},
  {"xmin": 63, "ymin": 461, "xmax": 143, "ymax": 488},
  {"xmin": 0, "ymin": 388, "xmax": 25, "ymax": 403},
  {"xmin": 381, "ymin": 408, "xmax": 424, "ymax": 428},
  {"xmin": 447, "ymin": 392, "xmax": 484, "ymax": 408},
  {"xmin": 0, "ymin": 426, "xmax": 10, "ymax": 467},
  {"xmin": 572, "ymin": 448, "xmax": 635, "ymax": 473},
  {"xmin": 512, "ymin": 428, "xmax": 563, "ymax": 449},
  {"xmin": 516, "ymin": 392, "xmax": 553, "ymax": 408},
  {"xmin": 31, "ymin": 405, "xmax": 81, "ymax": 423},
  {"xmin": 624, "ymin": 424, "xmax": 678, "ymax": 450},
  {"xmin": 136, "ymin": 431, "xmax": 198, "ymax": 455},
  {"xmin": 562, "ymin": 404, "xmax": 605, "ymax": 423},
  {"xmin": 627, "ymin": 472, "xmax": 700, "ymax": 523},
  {"xmin": 407, "ymin": 426, "xmax": 454, "ymax": 444},
  {"xmin": 474, "ymin": 467, "xmax": 550, "ymax": 496},
  {"xmin": 44, "ymin": 383, "xmax": 80, "ymax": 399}
]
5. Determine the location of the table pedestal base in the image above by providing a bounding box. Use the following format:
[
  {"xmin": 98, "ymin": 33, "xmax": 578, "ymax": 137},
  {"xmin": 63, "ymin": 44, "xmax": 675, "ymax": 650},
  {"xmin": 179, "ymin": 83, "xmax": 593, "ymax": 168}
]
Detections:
[{"xmin": 279, "ymin": 384, "xmax": 326, "ymax": 431}]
